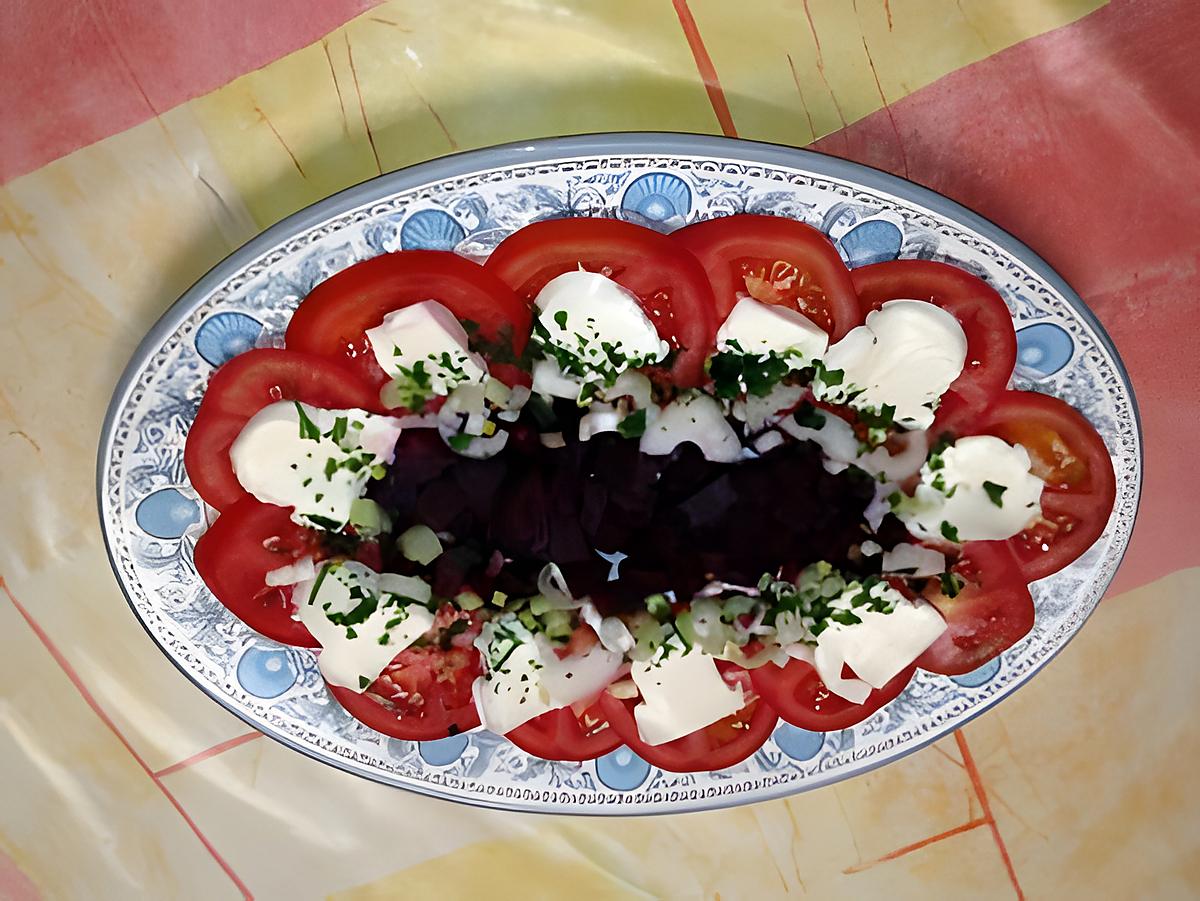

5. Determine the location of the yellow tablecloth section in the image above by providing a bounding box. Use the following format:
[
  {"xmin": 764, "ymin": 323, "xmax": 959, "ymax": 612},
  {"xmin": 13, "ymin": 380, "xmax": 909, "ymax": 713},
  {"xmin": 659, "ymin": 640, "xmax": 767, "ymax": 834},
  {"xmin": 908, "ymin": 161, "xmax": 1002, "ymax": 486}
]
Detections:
[{"xmin": 1, "ymin": 1, "xmax": 1196, "ymax": 898}]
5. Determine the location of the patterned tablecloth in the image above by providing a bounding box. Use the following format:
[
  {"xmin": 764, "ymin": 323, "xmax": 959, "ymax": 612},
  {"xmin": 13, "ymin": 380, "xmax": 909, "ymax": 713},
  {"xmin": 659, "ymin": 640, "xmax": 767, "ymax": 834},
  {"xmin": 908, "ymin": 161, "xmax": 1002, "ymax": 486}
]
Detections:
[{"xmin": 1, "ymin": 1, "xmax": 1197, "ymax": 898}]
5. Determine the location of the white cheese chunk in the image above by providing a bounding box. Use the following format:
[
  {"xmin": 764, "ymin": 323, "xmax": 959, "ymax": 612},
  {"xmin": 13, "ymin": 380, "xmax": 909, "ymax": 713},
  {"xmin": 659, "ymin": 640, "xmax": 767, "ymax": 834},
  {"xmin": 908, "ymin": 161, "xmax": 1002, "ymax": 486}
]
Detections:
[
  {"xmin": 533, "ymin": 270, "xmax": 669, "ymax": 382},
  {"xmin": 815, "ymin": 597, "xmax": 946, "ymax": 694},
  {"xmin": 630, "ymin": 644, "xmax": 745, "ymax": 746},
  {"xmin": 365, "ymin": 300, "xmax": 487, "ymax": 395},
  {"xmin": 229, "ymin": 401, "xmax": 403, "ymax": 529},
  {"xmin": 716, "ymin": 296, "xmax": 830, "ymax": 363},
  {"xmin": 291, "ymin": 561, "xmax": 435, "ymax": 690},
  {"xmin": 472, "ymin": 617, "xmax": 623, "ymax": 735},
  {"xmin": 818, "ymin": 300, "xmax": 968, "ymax": 430},
  {"xmin": 640, "ymin": 392, "xmax": 742, "ymax": 463},
  {"xmin": 899, "ymin": 435, "xmax": 1044, "ymax": 542}
]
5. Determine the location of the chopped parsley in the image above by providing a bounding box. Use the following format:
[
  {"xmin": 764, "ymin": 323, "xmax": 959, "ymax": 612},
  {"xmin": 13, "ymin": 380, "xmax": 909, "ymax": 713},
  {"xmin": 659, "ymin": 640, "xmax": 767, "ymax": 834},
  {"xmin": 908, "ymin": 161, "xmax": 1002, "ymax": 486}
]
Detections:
[
  {"xmin": 983, "ymin": 480, "xmax": 1008, "ymax": 507},
  {"xmin": 940, "ymin": 521, "xmax": 961, "ymax": 543},
  {"xmin": 939, "ymin": 571, "xmax": 965, "ymax": 598},
  {"xmin": 793, "ymin": 403, "xmax": 826, "ymax": 430},
  {"xmin": 295, "ymin": 402, "xmax": 322, "ymax": 440},
  {"xmin": 447, "ymin": 433, "xmax": 474, "ymax": 452},
  {"xmin": 617, "ymin": 408, "xmax": 648, "ymax": 439}
]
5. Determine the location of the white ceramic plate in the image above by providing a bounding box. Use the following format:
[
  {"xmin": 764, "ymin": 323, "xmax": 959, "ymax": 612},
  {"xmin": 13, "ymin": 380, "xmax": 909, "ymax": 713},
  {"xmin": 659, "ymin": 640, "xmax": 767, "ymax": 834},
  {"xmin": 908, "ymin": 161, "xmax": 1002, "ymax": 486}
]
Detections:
[{"xmin": 98, "ymin": 134, "xmax": 1140, "ymax": 815}]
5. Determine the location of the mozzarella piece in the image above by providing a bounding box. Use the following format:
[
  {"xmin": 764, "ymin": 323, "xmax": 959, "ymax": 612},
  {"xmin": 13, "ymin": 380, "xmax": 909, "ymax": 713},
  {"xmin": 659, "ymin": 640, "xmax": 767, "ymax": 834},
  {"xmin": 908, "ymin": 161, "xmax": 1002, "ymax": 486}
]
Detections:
[
  {"xmin": 881, "ymin": 543, "xmax": 946, "ymax": 577},
  {"xmin": 630, "ymin": 644, "xmax": 745, "ymax": 746},
  {"xmin": 472, "ymin": 618, "xmax": 623, "ymax": 735},
  {"xmin": 818, "ymin": 300, "xmax": 968, "ymax": 430},
  {"xmin": 640, "ymin": 392, "xmax": 741, "ymax": 463},
  {"xmin": 365, "ymin": 300, "xmax": 487, "ymax": 395},
  {"xmin": 816, "ymin": 597, "xmax": 946, "ymax": 694},
  {"xmin": 899, "ymin": 435, "xmax": 1044, "ymax": 542},
  {"xmin": 716, "ymin": 297, "xmax": 829, "ymax": 363},
  {"xmin": 533, "ymin": 270, "xmax": 669, "ymax": 376},
  {"xmin": 229, "ymin": 401, "xmax": 403, "ymax": 529},
  {"xmin": 291, "ymin": 562, "xmax": 435, "ymax": 690}
]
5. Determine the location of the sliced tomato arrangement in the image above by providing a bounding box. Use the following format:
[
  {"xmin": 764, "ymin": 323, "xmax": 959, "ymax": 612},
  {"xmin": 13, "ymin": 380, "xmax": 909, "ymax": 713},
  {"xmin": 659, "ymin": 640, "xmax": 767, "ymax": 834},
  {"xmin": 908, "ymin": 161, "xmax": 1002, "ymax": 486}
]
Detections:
[
  {"xmin": 852, "ymin": 260, "xmax": 1016, "ymax": 417},
  {"xmin": 672, "ymin": 214, "xmax": 861, "ymax": 340},
  {"xmin": 915, "ymin": 540, "xmax": 1035, "ymax": 675},
  {"xmin": 484, "ymin": 218, "xmax": 718, "ymax": 387},
  {"xmin": 505, "ymin": 701, "xmax": 622, "ymax": 762},
  {"xmin": 598, "ymin": 662, "xmax": 777, "ymax": 772},
  {"xmin": 184, "ymin": 348, "xmax": 382, "ymax": 510},
  {"xmin": 285, "ymin": 250, "xmax": 531, "ymax": 392},
  {"xmin": 192, "ymin": 497, "xmax": 322, "ymax": 646},
  {"xmin": 327, "ymin": 642, "xmax": 483, "ymax": 741},
  {"xmin": 970, "ymin": 391, "xmax": 1116, "ymax": 582},
  {"xmin": 179, "ymin": 213, "xmax": 1121, "ymax": 773},
  {"xmin": 751, "ymin": 659, "xmax": 916, "ymax": 732}
]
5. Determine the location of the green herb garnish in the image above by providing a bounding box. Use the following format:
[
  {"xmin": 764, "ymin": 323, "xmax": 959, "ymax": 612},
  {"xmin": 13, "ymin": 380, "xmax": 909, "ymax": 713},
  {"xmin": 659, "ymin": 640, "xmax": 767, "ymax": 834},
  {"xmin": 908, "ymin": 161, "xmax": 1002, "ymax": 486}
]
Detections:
[
  {"xmin": 983, "ymin": 481, "xmax": 1008, "ymax": 507},
  {"xmin": 295, "ymin": 402, "xmax": 322, "ymax": 440},
  {"xmin": 617, "ymin": 408, "xmax": 647, "ymax": 439}
]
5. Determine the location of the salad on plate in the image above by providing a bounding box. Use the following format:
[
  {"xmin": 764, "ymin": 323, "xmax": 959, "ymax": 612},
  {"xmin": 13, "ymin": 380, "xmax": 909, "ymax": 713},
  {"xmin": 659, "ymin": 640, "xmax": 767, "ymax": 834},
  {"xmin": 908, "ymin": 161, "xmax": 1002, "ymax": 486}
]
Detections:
[{"xmin": 183, "ymin": 213, "xmax": 1116, "ymax": 773}]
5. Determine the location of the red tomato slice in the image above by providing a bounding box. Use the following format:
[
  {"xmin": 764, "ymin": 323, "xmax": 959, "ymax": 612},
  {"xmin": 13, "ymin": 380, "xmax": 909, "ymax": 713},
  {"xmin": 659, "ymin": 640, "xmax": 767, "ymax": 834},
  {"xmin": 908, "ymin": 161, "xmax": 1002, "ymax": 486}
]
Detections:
[
  {"xmin": 184, "ymin": 348, "xmax": 382, "ymax": 510},
  {"xmin": 192, "ymin": 498, "xmax": 321, "ymax": 647},
  {"xmin": 915, "ymin": 540, "xmax": 1035, "ymax": 675},
  {"xmin": 671, "ymin": 214, "xmax": 860, "ymax": 340},
  {"xmin": 506, "ymin": 702, "xmax": 622, "ymax": 762},
  {"xmin": 327, "ymin": 644, "xmax": 482, "ymax": 741},
  {"xmin": 750, "ymin": 659, "xmax": 916, "ymax": 732},
  {"xmin": 484, "ymin": 218, "xmax": 718, "ymax": 387},
  {"xmin": 284, "ymin": 250, "xmax": 531, "ymax": 390},
  {"xmin": 971, "ymin": 391, "xmax": 1116, "ymax": 581},
  {"xmin": 597, "ymin": 662, "xmax": 777, "ymax": 773},
  {"xmin": 852, "ymin": 260, "xmax": 1016, "ymax": 415}
]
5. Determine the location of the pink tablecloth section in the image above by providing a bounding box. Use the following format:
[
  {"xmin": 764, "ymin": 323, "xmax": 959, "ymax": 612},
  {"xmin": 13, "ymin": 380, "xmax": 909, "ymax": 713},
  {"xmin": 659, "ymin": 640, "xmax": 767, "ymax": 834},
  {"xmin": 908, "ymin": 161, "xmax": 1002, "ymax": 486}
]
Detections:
[{"xmin": 1, "ymin": 1, "xmax": 1197, "ymax": 898}]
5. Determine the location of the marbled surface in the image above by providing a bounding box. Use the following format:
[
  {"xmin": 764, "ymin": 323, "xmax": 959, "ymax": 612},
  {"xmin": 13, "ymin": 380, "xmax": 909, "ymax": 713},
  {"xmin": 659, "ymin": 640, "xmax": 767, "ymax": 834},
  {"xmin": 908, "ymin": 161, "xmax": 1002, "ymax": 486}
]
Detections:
[{"xmin": 1, "ymin": 0, "xmax": 1197, "ymax": 897}]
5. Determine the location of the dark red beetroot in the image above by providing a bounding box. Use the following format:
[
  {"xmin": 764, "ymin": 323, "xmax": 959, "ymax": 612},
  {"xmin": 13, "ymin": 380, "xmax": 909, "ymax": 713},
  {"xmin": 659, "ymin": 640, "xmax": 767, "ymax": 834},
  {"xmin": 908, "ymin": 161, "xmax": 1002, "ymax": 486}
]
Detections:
[{"xmin": 369, "ymin": 400, "xmax": 879, "ymax": 613}]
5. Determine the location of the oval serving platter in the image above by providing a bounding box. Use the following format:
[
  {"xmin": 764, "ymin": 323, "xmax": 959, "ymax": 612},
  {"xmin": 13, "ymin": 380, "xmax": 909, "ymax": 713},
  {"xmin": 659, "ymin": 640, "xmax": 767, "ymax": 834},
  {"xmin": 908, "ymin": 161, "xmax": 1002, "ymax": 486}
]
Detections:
[{"xmin": 98, "ymin": 133, "xmax": 1140, "ymax": 815}]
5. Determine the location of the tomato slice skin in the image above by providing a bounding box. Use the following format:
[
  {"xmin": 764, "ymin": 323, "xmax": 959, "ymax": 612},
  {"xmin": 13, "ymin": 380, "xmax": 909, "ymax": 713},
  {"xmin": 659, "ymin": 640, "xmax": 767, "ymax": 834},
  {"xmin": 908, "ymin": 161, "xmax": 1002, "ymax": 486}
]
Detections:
[
  {"xmin": 327, "ymin": 645, "xmax": 483, "ymax": 741},
  {"xmin": 184, "ymin": 348, "xmax": 382, "ymax": 510},
  {"xmin": 484, "ymin": 218, "xmax": 718, "ymax": 387},
  {"xmin": 671, "ymin": 214, "xmax": 860, "ymax": 340},
  {"xmin": 284, "ymin": 250, "xmax": 531, "ymax": 390},
  {"xmin": 192, "ymin": 497, "xmax": 321, "ymax": 647},
  {"xmin": 852, "ymin": 260, "xmax": 1016, "ymax": 415},
  {"xmin": 505, "ymin": 702, "xmax": 622, "ymax": 762},
  {"xmin": 970, "ymin": 391, "xmax": 1116, "ymax": 581},
  {"xmin": 750, "ymin": 659, "xmax": 916, "ymax": 732},
  {"xmin": 916, "ymin": 540, "xmax": 1035, "ymax": 675},
  {"xmin": 597, "ymin": 662, "xmax": 777, "ymax": 773}
]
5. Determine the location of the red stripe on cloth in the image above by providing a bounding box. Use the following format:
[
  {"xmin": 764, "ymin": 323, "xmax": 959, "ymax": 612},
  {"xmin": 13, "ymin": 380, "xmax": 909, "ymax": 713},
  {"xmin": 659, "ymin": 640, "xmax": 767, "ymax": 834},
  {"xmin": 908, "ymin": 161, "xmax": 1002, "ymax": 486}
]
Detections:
[
  {"xmin": 1, "ymin": 577, "xmax": 254, "ymax": 899},
  {"xmin": 956, "ymin": 732, "xmax": 1024, "ymax": 900},
  {"xmin": 671, "ymin": 0, "xmax": 738, "ymax": 137},
  {"xmin": 813, "ymin": 0, "xmax": 1200, "ymax": 595},
  {"xmin": 155, "ymin": 731, "xmax": 264, "ymax": 779},
  {"xmin": 0, "ymin": 0, "xmax": 381, "ymax": 183}
]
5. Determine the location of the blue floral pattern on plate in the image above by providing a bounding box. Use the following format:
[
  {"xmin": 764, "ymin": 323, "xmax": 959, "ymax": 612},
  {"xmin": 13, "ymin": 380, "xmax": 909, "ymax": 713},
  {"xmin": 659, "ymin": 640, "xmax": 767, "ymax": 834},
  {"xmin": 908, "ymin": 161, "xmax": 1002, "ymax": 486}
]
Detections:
[{"xmin": 97, "ymin": 135, "xmax": 1140, "ymax": 816}]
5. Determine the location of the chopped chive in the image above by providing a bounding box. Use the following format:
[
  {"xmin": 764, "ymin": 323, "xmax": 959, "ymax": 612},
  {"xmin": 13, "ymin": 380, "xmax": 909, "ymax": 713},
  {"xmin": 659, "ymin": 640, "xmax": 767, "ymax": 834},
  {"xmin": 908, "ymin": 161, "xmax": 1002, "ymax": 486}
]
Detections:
[
  {"xmin": 983, "ymin": 481, "xmax": 1008, "ymax": 507},
  {"xmin": 294, "ymin": 402, "xmax": 322, "ymax": 440}
]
